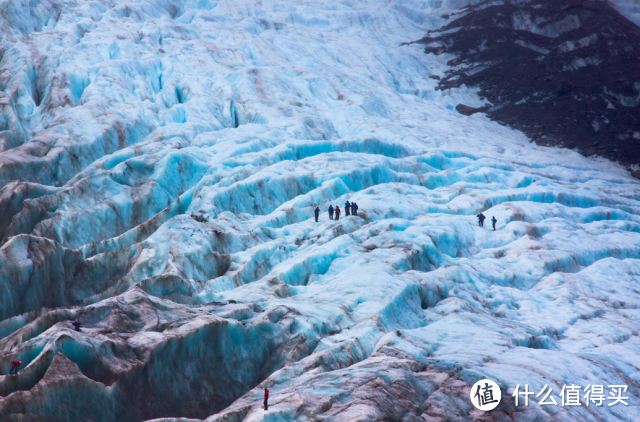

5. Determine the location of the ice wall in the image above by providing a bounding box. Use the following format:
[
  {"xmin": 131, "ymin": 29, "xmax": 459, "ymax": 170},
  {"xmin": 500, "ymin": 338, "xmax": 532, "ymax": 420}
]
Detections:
[{"xmin": 0, "ymin": 0, "xmax": 639, "ymax": 421}]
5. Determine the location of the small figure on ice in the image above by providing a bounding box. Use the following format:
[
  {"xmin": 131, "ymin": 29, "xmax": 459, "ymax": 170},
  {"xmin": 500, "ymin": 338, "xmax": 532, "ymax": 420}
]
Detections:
[
  {"xmin": 477, "ymin": 213, "xmax": 486, "ymax": 227},
  {"xmin": 314, "ymin": 206, "xmax": 320, "ymax": 222},
  {"xmin": 352, "ymin": 202, "xmax": 358, "ymax": 216},
  {"xmin": 491, "ymin": 216, "xmax": 497, "ymax": 231},
  {"xmin": 335, "ymin": 206, "xmax": 341, "ymax": 221},
  {"xmin": 72, "ymin": 321, "xmax": 82, "ymax": 332},
  {"xmin": 9, "ymin": 360, "xmax": 21, "ymax": 376},
  {"xmin": 345, "ymin": 201, "xmax": 350, "ymax": 216},
  {"xmin": 264, "ymin": 387, "xmax": 269, "ymax": 410},
  {"xmin": 328, "ymin": 205, "xmax": 334, "ymax": 220}
]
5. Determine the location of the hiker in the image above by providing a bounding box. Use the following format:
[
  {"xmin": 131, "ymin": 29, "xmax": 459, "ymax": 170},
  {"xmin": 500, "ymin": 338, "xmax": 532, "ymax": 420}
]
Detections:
[
  {"xmin": 477, "ymin": 213, "xmax": 486, "ymax": 227},
  {"xmin": 345, "ymin": 201, "xmax": 350, "ymax": 216},
  {"xmin": 335, "ymin": 206, "xmax": 341, "ymax": 221},
  {"xmin": 314, "ymin": 207, "xmax": 320, "ymax": 222},
  {"xmin": 72, "ymin": 321, "xmax": 82, "ymax": 332},
  {"xmin": 352, "ymin": 202, "xmax": 358, "ymax": 216},
  {"xmin": 264, "ymin": 387, "xmax": 269, "ymax": 410},
  {"xmin": 328, "ymin": 205, "xmax": 334, "ymax": 220},
  {"xmin": 491, "ymin": 216, "xmax": 497, "ymax": 231},
  {"xmin": 9, "ymin": 360, "xmax": 21, "ymax": 376}
]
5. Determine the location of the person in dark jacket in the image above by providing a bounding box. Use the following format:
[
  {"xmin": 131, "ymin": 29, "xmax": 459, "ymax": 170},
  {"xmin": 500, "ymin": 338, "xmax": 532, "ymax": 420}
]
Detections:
[
  {"xmin": 335, "ymin": 206, "xmax": 341, "ymax": 221},
  {"xmin": 264, "ymin": 387, "xmax": 269, "ymax": 410},
  {"xmin": 477, "ymin": 213, "xmax": 486, "ymax": 227},
  {"xmin": 9, "ymin": 360, "xmax": 21, "ymax": 376},
  {"xmin": 491, "ymin": 216, "xmax": 497, "ymax": 231},
  {"xmin": 72, "ymin": 321, "xmax": 82, "ymax": 332},
  {"xmin": 353, "ymin": 203, "xmax": 358, "ymax": 216},
  {"xmin": 328, "ymin": 205, "xmax": 334, "ymax": 220},
  {"xmin": 314, "ymin": 207, "xmax": 320, "ymax": 222},
  {"xmin": 345, "ymin": 201, "xmax": 350, "ymax": 216}
]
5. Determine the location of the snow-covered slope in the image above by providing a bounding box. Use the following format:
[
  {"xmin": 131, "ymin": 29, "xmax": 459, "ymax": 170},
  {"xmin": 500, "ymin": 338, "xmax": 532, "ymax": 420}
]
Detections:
[
  {"xmin": 0, "ymin": 0, "xmax": 639, "ymax": 421},
  {"xmin": 611, "ymin": 0, "xmax": 640, "ymax": 27}
]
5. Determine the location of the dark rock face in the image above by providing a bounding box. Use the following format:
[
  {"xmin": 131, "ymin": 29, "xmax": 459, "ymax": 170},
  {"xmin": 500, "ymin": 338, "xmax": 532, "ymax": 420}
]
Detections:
[
  {"xmin": 420, "ymin": 0, "xmax": 640, "ymax": 167},
  {"xmin": 455, "ymin": 103, "xmax": 491, "ymax": 116}
]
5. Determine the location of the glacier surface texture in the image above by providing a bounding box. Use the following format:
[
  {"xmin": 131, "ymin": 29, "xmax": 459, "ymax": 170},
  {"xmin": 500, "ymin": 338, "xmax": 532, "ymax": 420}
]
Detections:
[{"xmin": 0, "ymin": 0, "xmax": 639, "ymax": 421}]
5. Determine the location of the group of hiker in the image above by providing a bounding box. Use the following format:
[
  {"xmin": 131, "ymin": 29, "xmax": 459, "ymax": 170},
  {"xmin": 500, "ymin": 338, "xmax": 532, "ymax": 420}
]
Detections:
[
  {"xmin": 314, "ymin": 200, "xmax": 358, "ymax": 222},
  {"xmin": 313, "ymin": 204, "xmax": 498, "ymax": 232},
  {"xmin": 476, "ymin": 213, "xmax": 497, "ymax": 231}
]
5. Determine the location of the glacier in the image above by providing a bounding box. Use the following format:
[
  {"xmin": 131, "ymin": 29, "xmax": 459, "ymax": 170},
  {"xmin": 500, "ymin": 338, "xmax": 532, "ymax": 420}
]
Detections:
[{"xmin": 0, "ymin": 0, "xmax": 640, "ymax": 421}]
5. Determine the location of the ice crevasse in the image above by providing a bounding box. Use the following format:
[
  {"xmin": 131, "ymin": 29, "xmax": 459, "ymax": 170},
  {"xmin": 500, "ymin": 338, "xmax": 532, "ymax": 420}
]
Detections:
[{"xmin": 0, "ymin": 0, "xmax": 639, "ymax": 421}]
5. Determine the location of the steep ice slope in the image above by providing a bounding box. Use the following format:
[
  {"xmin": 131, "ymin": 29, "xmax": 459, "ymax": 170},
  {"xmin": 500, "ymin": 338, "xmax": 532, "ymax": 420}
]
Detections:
[
  {"xmin": 0, "ymin": 0, "xmax": 639, "ymax": 421},
  {"xmin": 611, "ymin": 0, "xmax": 640, "ymax": 27}
]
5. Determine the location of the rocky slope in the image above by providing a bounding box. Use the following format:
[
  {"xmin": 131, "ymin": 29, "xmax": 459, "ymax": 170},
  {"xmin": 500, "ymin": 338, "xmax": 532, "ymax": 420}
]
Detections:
[{"xmin": 420, "ymin": 0, "xmax": 640, "ymax": 172}]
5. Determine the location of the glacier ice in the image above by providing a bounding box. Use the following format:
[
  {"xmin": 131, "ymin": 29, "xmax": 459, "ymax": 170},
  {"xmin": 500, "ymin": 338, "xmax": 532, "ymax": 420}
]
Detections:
[{"xmin": 1, "ymin": 0, "xmax": 640, "ymax": 421}]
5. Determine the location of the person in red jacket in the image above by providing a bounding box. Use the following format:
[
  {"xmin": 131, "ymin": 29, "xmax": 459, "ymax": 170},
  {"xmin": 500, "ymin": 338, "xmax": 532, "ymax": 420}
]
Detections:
[
  {"xmin": 335, "ymin": 206, "xmax": 341, "ymax": 221},
  {"xmin": 9, "ymin": 360, "xmax": 21, "ymax": 376},
  {"xmin": 264, "ymin": 387, "xmax": 269, "ymax": 410}
]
